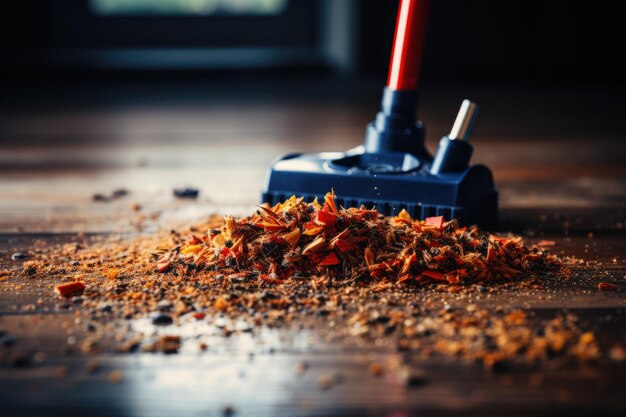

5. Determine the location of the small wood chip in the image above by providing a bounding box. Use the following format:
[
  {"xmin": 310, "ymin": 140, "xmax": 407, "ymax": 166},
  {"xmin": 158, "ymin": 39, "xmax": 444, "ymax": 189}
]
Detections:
[
  {"xmin": 107, "ymin": 369, "xmax": 123, "ymax": 384},
  {"xmin": 294, "ymin": 361, "xmax": 308, "ymax": 376},
  {"xmin": 85, "ymin": 360, "xmax": 101, "ymax": 374},
  {"xmin": 302, "ymin": 236, "xmax": 326, "ymax": 255},
  {"xmin": 317, "ymin": 374, "xmax": 334, "ymax": 390},
  {"xmin": 397, "ymin": 366, "xmax": 427, "ymax": 388},
  {"xmin": 369, "ymin": 362, "xmax": 384, "ymax": 376},
  {"xmin": 598, "ymin": 282, "xmax": 617, "ymax": 291},
  {"xmin": 55, "ymin": 366, "xmax": 69, "ymax": 378},
  {"xmin": 159, "ymin": 335, "xmax": 181, "ymax": 354},
  {"xmin": 55, "ymin": 282, "xmax": 86, "ymax": 298}
]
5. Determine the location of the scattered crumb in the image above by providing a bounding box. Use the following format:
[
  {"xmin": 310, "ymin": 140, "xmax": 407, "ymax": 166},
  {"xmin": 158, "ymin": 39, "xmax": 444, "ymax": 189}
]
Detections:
[
  {"xmin": 598, "ymin": 282, "xmax": 617, "ymax": 291},
  {"xmin": 107, "ymin": 369, "xmax": 124, "ymax": 384},
  {"xmin": 159, "ymin": 335, "xmax": 181, "ymax": 354},
  {"xmin": 609, "ymin": 345, "xmax": 625, "ymax": 362},
  {"xmin": 55, "ymin": 366, "xmax": 69, "ymax": 378},
  {"xmin": 397, "ymin": 366, "xmax": 427, "ymax": 388},
  {"xmin": 85, "ymin": 360, "xmax": 101, "ymax": 374},
  {"xmin": 368, "ymin": 362, "xmax": 384, "ymax": 376},
  {"xmin": 317, "ymin": 374, "xmax": 335, "ymax": 390},
  {"xmin": 294, "ymin": 361, "xmax": 308, "ymax": 376}
]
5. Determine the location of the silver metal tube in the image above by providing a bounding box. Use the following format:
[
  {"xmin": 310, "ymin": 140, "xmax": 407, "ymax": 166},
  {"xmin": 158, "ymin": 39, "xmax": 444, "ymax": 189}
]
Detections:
[{"xmin": 449, "ymin": 99, "xmax": 479, "ymax": 141}]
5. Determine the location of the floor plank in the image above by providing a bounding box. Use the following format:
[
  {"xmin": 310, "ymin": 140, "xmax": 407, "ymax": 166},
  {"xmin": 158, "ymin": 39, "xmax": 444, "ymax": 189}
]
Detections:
[{"xmin": 1, "ymin": 81, "xmax": 625, "ymax": 416}]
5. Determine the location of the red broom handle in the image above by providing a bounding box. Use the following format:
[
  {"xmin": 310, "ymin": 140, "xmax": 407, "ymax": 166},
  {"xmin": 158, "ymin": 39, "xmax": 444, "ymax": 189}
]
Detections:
[{"xmin": 386, "ymin": 0, "xmax": 431, "ymax": 91}]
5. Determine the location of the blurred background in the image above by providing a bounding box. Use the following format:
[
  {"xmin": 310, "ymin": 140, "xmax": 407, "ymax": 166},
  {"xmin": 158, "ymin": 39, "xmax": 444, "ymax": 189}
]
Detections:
[
  {"xmin": 1, "ymin": 0, "xmax": 621, "ymax": 81},
  {"xmin": 0, "ymin": 0, "xmax": 624, "ymax": 232}
]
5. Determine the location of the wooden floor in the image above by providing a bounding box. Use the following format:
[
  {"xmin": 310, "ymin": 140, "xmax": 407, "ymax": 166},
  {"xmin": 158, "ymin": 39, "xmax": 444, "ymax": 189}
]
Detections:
[{"xmin": 0, "ymin": 78, "xmax": 625, "ymax": 416}]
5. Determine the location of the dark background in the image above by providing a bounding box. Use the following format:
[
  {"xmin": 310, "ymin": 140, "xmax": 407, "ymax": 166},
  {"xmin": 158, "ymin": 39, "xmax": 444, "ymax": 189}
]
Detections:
[{"xmin": 1, "ymin": 0, "xmax": 622, "ymax": 84}]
